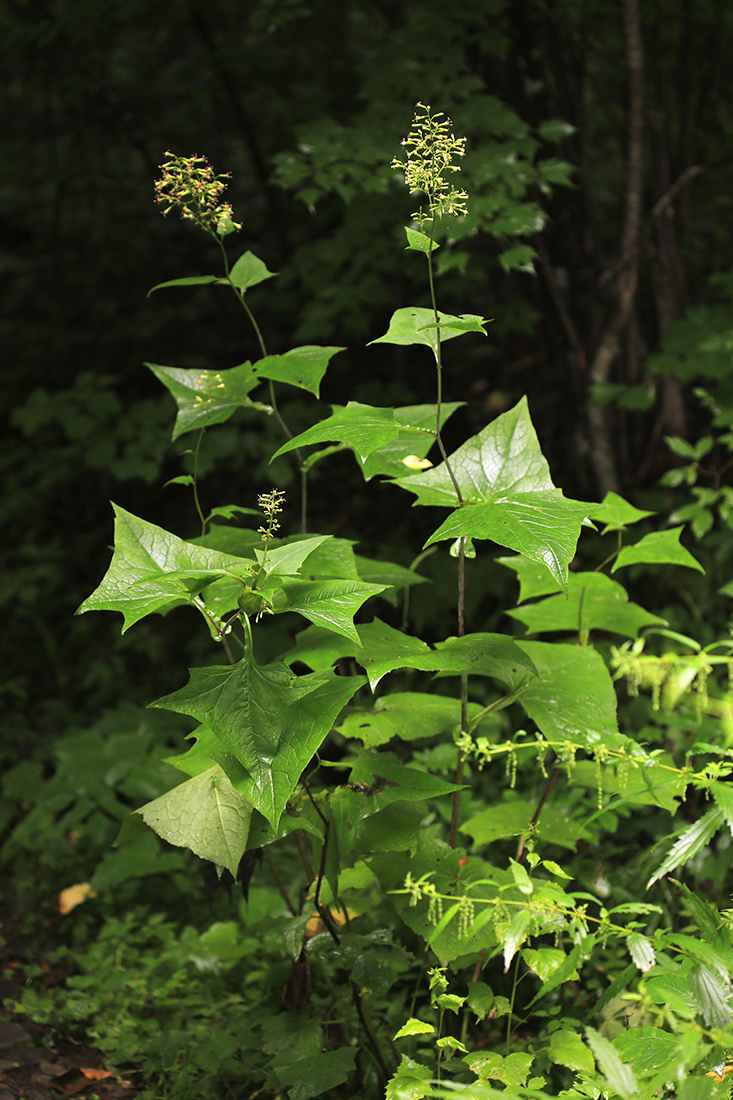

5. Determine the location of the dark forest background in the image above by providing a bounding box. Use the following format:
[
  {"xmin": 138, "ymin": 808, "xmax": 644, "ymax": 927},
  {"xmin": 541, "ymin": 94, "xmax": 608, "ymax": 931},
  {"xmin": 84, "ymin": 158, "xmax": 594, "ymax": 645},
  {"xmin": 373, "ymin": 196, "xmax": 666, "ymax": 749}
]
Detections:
[{"xmin": 4, "ymin": 0, "xmax": 733, "ymax": 755}]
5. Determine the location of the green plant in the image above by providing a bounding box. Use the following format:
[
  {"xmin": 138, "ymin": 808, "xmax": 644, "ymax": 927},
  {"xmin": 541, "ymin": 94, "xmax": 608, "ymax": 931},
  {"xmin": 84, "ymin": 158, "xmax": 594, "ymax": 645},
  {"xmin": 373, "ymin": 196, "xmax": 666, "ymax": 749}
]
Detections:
[{"xmin": 59, "ymin": 114, "xmax": 733, "ymax": 1099}]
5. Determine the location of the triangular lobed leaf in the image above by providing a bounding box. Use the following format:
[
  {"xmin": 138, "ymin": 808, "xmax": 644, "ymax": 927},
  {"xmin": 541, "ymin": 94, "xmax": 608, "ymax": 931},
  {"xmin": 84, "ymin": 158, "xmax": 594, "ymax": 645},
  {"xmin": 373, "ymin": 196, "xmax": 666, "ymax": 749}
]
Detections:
[
  {"xmin": 613, "ymin": 527, "xmax": 704, "ymax": 574},
  {"xmin": 271, "ymin": 402, "xmax": 399, "ymax": 463},
  {"xmin": 368, "ymin": 306, "xmax": 487, "ymax": 354}
]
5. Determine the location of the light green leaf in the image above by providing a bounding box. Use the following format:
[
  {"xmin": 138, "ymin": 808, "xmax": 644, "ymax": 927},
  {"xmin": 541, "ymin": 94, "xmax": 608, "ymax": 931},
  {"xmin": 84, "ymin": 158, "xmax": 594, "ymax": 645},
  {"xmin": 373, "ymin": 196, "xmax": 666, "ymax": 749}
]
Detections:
[
  {"xmin": 404, "ymin": 227, "xmax": 439, "ymax": 254},
  {"xmin": 359, "ymin": 402, "xmax": 464, "ymax": 481},
  {"xmin": 647, "ymin": 807, "xmax": 724, "ymax": 887},
  {"xmin": 627, "ymin": 932, "xmax": 656, "ymax": 972},
  {"xmin": 549, "ymin": 1029, "xmax": 594, "ymax": 1075},
  {"xmin": 355, "ymin": 618, "xmax": 536, "ymax": 691},
  {"xmin": 585, "ymin": 1026, "xmax": 638, "ymax": 1100},
  {"xmin": 613, "ymin": 1028, "xmax": 680, "ymax": 1074},
  {"xmin": 509, "ymin": 859, "xmax": 533, "ymax": 896},
  {"xmin": 613, "ymin": 528, "xmax": 704, "ymax": 573},
  {"xmin": 687, "ymin": 964, "xmax": 732, "ymax": 1028},
  {"xmin": 254, "ymin": 535, "xmax": 331, "ymax": 578},
  {"xmin": 386, "ymin": 1055, "xmax": 433, "ymax": 1100},
  {"xmin": 150, "ymin": 661, "xmax": 363, "ymax": 829},
  {"xmin": 146, "ymin": 361, "xmax": 263, "ymax": 439},
  {"xmin": 134, "ymin": 766, "xmax": 252, "ymax": 877},
  {"xmin": 503, "ymin": 907, "xmax": 531, "ymax": 969},
  {"xmin": 76, "ymin": 505, "xmax": 250, "ymax": 632},
  {"xmin": 523, "ymin": 947, "xmax": 578, "ymax": 983},
  {"xmin": 392, "ymin": 398, "xmax": 555, "ymax": 509},
  {"xmin": 461, "ymin": 800, "xmax": 589, "ymax": 851},
  {"xmin": 148, "ymin": 274, "xmax": 220, "ymax": 294},
  {"xmin": 368, "ymin": 306, "xmax": 487, "ymax": 355},
  {"xmin": 527, "ymin": 945, "xmax": 583, "ymax": 1007},
  {"xmin": 392, "ymin": 398, "xmax": 596, "ymax": 589},
  {"xmin": 252, "ymin": 345, "xmax": 344, "ymax": 397},
  {"xmin": 227, "ymin": 250, "xmax": 277, "ymax": 291},
  {"xmin": 426, "ymin": 492, "xmax": 594, "ymax": 591},
  {"xmin": 271, "ymin": 401, "xmax": 399, "ymax": 463},
  {"xmin": 338, "ymin": 692, "xmax": 489, "ymax": 749},
  {"xmin": 394, "ymin": 1018, "xmax": 436, "ymax": 1039},
  {"xmin": 507, "ymin": 641, "xmax": 621, "ymax": 749},
  {"xmin": 594, "ymin": 491, "xmax": 655, "ymax": 533},
  {"xmin": 507, "ymin": 572, "xmax": 666, "ymax": 639},
  {"xmin": 644, "ymin": 973, "xmax": 697, "ymax": 1017},
  {"xmin": 273, "ymin": 578, "xmax": 389, "ymax": 642}
]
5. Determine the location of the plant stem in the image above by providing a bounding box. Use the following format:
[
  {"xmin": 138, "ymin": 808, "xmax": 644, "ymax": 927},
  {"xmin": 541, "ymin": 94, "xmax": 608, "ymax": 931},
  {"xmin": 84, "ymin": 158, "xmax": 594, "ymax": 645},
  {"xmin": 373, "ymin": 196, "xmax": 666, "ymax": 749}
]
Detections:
[{"xmin": 192, "ymin": 428, "xmax": 207, "ymax": 536}]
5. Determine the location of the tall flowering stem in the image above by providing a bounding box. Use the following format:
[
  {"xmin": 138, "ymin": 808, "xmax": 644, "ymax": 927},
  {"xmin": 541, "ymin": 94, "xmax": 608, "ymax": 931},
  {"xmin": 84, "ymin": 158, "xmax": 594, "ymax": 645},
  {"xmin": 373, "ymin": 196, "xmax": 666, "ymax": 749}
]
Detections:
[{"xmin": 394, "ymin": 105, "xmax": 471, "ymax": 847}]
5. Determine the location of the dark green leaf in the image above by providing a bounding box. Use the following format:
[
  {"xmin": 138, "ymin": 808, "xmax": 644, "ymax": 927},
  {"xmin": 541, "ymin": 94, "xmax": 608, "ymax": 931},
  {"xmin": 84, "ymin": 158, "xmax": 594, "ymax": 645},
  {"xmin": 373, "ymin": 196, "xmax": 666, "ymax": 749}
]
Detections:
[
  {"xmin": 150, "ymin": 661, "xmax": 363, "ymax": 829},
  {"xmin": 507, "ymin": 572, "xmax": 666, "ymax": 639}
]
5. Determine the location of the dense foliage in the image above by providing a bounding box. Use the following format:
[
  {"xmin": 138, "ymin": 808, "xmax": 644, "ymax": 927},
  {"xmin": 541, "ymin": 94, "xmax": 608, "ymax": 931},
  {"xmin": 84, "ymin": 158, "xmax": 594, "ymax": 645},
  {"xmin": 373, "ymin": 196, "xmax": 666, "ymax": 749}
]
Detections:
[{"xmin": 5, "ymin": 4, "xmax": 733, "ymax": 1100}]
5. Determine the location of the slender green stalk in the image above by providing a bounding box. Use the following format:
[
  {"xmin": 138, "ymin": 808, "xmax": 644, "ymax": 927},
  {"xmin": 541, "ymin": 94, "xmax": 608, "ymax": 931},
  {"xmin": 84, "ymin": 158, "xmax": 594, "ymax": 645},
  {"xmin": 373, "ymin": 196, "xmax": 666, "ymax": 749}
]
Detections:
[{"xmin": 191, "ymin": 427, "xmax": 207, "ymax": 536}]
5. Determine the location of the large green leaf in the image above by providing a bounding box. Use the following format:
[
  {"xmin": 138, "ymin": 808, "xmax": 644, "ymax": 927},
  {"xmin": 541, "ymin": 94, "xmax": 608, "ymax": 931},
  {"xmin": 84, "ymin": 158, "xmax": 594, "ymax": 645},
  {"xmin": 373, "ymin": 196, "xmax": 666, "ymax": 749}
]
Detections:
[
  {"xmin": 391, "ymin": 398, "xmax": 596, "ymax": 589},
  {"xmin": 507, "ymin": 572, "xmax": 666, "ymax": 639},
  {"xmin": 549, "ymin": 1029, "xmax": 595, "ymax": 1075},
  {"xmin": 150, "ymin": 660, "xmax": 363, "ymax": 829},
  {"xmin": 271, "ymin": 402, "xmax": 399, "ymax": 463},
  {"xmin": 687, "ymin": 964, "xmax": 732, "ymax": 1028},
  {"xmin": 76, "ymin": 505, "xmax": 251, "ymax": 631},
  {"xmin": 251, "ymin": 345, "xmax": 344, "ymax": 397},
  {"xmin": 613, "ymin": 1028, "xmax": 680, "ymax": 1074},
  {"xmin": 270, "ymin": 578, "xmax": 389, "ymax": 643},
  {"xmin": 501, "ymin": 641, "xmax": 621, "ymax": 749},
  {"xmin": 146, "ymin": 361, "xmax": 264, "ymax": 440},
  {"xmin": 338, "ymin": 692, "xmax": 493, "ymax": 748},
  {"xmin": 461, "ymin": 799, "xmax": 590, "ymax": 851},
  {"xmin": 133, "ymin": 765, "xmax": 252, "ymax": 877},
  {"xmin": 426, "ymin": 492, "xmax": 594, "ymax": 590},
  {"xmin": 613, "ymin": 528, "xmax": 704, "ymax": 573},
  {"xmin": 359, "ymin": 402, "xmax": 464, "ymax": 481},
  {"xmin": 392, "ymin": 397, "xmax": 554, "ymax": 509},
  {"xmin": 368, "ymin": 306, "xmax": 488, "ymax": 355},
  {"xmin": 355, "ymin": 618, "xmax": 536, "ymax": 690}
]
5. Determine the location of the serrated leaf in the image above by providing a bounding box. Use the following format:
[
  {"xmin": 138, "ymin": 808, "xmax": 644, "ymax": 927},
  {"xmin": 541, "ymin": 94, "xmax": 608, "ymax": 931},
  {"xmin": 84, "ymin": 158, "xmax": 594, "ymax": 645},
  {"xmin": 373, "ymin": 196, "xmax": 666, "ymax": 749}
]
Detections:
[
  {"xmin": 527, "ymin": 944, "xmax": 583, "ymax": 1007},
  {"xmin": 507, "ymin": 571, "xmax": 666, "ymax": 639},
  {"xmin": 613, "ymin": 1028, "xmax": 679, "ymax": 1074},
  {"xmin": 394, "ymin": 1018, "xmax": 436, "ymax": 1039},
  {"xmin": 146, "ymin": 361, "xmax": 263, "ymax": 439},
  {"xmin": 613, "ymin": 527, "xmax": 704, "ymax": 573},
  {"xmin": 688, "ymin": 964, "xmax": 733, "ymax": 1027},
  {"xmin": 227, "ymin": 250, "xmax": 277, "ymax": 291},
  {"xmin": 150, "ymin": 661, "xmax": 363, "ymax": 829},
  {"xmin": 627, "ymin": 932, "xmax": 656, "ymax": 972},
  {"xmin": 712, "ymin": 781, "xmax": 733, "ymax": 834},
  {"xmin": 252, "ymin": 345, "xmax": 344, "ymax": 397},
  {"xmin": 672, "ymin": 877, "xmax": 729, "ymax": 949},
  {"xmin": 271, "ymin": 401, "xmax": 399, "ymax": 462},
  {"xmin": 134, "ymin": 766, "xmax": 251, "ymax": 876},
  {"xmin": 647, "ymin": 807, "xmax": 724, "ymax": 887},
  {"xmin": 368, "ymin": 306, "xmax": 487, "ymax": 354},
  {"xmin": 76, "ymin": 505, "xmax": 250, "ymax": 631},
  {"xmin": 461, "ymin": 800, "xmax": 588, "ymax": 851},
  {"xmin": 585, "ymin": 1026, "xmax": 638, "ymax": 1100}
]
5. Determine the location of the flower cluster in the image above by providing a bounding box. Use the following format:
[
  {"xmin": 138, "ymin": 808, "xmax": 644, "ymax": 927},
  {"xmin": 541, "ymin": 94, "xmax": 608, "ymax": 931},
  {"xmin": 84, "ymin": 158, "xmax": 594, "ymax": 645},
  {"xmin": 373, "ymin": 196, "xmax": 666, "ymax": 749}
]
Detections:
[
  {"xmin": 154, "ymin": 151, "xmax": 241, "ymax": 235},
  {"xmin": 392, "ymin": 102, "xmax": 468, "ymax": 226}
]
